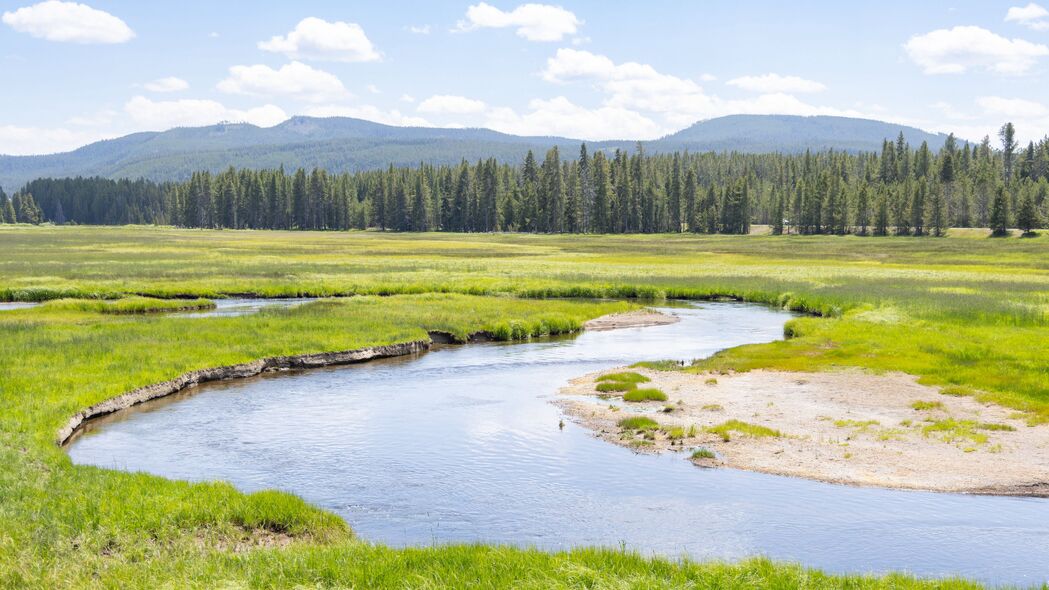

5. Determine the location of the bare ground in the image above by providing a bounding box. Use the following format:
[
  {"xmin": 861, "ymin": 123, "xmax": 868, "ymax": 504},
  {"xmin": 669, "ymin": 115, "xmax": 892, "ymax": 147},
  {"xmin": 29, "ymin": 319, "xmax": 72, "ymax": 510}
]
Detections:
[
  {"xmin": 557, "ymin": 368, "xmax": 1049, "ymax": 496},
  {"xmin": 583, "ymin": 308, "xmax": 680, "ymax": 331}
]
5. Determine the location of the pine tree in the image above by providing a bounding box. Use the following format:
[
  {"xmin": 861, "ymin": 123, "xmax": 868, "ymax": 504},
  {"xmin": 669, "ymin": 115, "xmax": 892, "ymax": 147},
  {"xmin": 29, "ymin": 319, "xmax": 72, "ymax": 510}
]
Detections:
[
  {"xmin": 1016, "ymin": 191, "xmax": 1040, "ymax": 235},
  {"xmin": 990, "ymin": 186, "xmax": 1010, "ymax": 237},
  {"xmin": 684, "ymin": 169, "xmax": 698, "ymax": 232},
  {"xmin": 411, "ymin": 174, "xmax": 430, "ymax": 231},
  {"xmin": 927, "ymin": 185, "xmax": 947, "ymax": 237},
  {"xmin": 855, "ymin": 185, "xmax": 870, "ymax": 235},
  {"xmin": 874, "ymin": 194, "xmax": 890, "ymax": 236},
  {"xmin": 1000, "ymin": 122, "xmax": 1018, "ymax": 182}
]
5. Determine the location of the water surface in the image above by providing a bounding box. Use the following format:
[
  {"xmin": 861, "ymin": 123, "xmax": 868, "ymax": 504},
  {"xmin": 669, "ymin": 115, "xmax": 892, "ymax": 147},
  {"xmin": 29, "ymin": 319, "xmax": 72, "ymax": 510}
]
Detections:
[{"xmin": 69, "ymin": 303, "xmax": 1049, "ymax": 586}]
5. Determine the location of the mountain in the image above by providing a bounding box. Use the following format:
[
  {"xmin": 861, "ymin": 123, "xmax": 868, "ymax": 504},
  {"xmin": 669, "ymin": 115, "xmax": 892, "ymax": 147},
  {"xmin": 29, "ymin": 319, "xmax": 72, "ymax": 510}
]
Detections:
[
  {"xmin": 0, "ymin": 114, "xmax": 947, "ymax": 192},
  {"xmin": 653, "ymin": 115, "xmax": 947, "ymax": 153}
]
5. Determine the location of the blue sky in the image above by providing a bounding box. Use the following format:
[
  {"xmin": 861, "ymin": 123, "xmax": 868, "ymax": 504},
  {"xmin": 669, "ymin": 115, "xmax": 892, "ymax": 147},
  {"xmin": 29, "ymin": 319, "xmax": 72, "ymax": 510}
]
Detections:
[{"xmin": 2, "ymin": 1, "xmax": 1049, "ymax": 154}]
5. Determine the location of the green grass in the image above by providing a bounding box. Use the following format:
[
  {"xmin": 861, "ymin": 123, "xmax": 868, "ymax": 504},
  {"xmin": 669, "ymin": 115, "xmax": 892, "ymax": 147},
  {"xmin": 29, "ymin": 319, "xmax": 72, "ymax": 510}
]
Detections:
[
  {"xmin": 596, "ymin": 371, "xmax": 651, "ymax": 384},
  {"xmin": 617, "ymin": 416, "xmax": 661, "ymax": 431},
  {"xmin": 40, "ymin": 296, "xmax": 216, "ymax": 314},
  {"xmin": 707, "ymin": 420, "xmax": 783, "ymax": 442},
  {"xmin": 691, "ymin": 448, "xmax": 716, "ymax": 460},
  {"xmin": 912, "ymin": 400, "xmax": 945, "ymax": 411},
  {"xmin": 595, "ymin": 381, "xmax": 636, "ymax": 393},
  {"xmin": 623, "ymin": 387, "xmax": 669, "ymax": 402},
  {"xmin": 2, "ymin": 225, "xmax": 1046, "ymax": 587}
]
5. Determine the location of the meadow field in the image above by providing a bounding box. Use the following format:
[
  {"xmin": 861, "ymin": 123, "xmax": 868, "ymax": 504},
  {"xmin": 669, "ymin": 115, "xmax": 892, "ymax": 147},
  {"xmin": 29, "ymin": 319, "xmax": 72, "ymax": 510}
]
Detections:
[{"xmin": 1, "ymin": 224, "xmax": 1046, "ymax": 588}]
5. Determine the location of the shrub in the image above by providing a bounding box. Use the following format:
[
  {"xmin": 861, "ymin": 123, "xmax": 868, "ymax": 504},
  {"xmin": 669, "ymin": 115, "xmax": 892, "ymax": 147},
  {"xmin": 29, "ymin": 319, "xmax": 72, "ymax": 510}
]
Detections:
[{"xmin": 690, "ymin": 448, "xmax": 716, "ymax": 460}]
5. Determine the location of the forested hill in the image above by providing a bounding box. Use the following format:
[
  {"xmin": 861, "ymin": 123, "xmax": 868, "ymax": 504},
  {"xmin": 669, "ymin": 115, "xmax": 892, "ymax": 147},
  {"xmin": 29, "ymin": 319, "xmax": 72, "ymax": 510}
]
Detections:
[
  {"xmin": 0, "ymin": 114, "xmax": 946, "ymax": 192},
  {"xmin": 658, "ymin": 115, "xmax": 946, "ymax": 153}
]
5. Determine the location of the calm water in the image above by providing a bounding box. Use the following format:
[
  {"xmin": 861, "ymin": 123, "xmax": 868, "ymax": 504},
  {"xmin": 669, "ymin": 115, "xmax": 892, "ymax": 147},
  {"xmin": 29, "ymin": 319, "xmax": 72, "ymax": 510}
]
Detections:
[
  {"xmin": 176, "ymin": 297, "xmax": 314, "ymax": 317},
  {"xmin": 68, "ymin": 303, "xmax": 1049, "ymax": 586},
  {"xmin": 0, "ymin": 302, "xmax": 38, "ymax": 311}
]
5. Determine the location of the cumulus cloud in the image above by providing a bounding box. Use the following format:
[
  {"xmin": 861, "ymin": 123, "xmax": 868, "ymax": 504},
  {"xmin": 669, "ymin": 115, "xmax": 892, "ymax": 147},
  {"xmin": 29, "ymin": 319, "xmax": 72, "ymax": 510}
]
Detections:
[
  {"xmin": 904, "ymin": 26, "xmax": 1048, "ymax": 75},
  {"xmin": 455, "ymin": 2, "xmax": 581, "ymax": 41},
  {"xmin": 727, "ymin": 73, "xmax": 826, "ymax": 94},
  {"xmin": 1006, "ymin": 3, "xmax": 1049, "ymax": 31},
  {"xmin": 0, "ymin": 124, "xmax": 111, "ymax": 155},
  {"xmin": 484, "ymin": 97, "xmax": 663, "ymax": 140},
  {"xmin": 417, "ymin": 94, "xmax": 488, "ymax": 114},
  {"xmin": 144, "ymin": 76, "xmax": 189, "ymax": 93},
  {"xmin": 301, "ymin": 104, "xmax": 430, "ymax": 127},
  {"xmin": 259, "ymin": 17, "xmax": 380, "ymax": 62},
  {"xmin": 217, "ymin": 62, "xmax": 350, "ymax": 103},
  {"xmin": 407, "ymin": 24, "xmax": 431, "ymax": 34},
  {"xmin": 976, "ymin": 95, "xmax": 1049, "ymax": 118},
  {"xmin": 124, "ymin": 95, "xmax": 287, "ymax": 130},
  {"xmin": 538, "ymin": 48, "xmax": 879, "ymax": 133},
  {"xmin": 2, "ymin": 0, "xmax": 133, "ymax": 44}
]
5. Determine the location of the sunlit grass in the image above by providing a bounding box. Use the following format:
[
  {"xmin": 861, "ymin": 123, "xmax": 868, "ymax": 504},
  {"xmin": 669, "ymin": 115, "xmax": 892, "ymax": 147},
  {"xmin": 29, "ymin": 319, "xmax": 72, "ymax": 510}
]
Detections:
[{"xmin": 0, "ymin": 225, "xmax": 1043, "ymax": 587}]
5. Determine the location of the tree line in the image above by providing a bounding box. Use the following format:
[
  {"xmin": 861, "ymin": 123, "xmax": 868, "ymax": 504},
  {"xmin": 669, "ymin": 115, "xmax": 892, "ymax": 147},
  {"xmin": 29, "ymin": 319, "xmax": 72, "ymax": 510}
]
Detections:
[{"xmin": 4, "ymin": 123, "xmax": 1046, "ymax": 236}]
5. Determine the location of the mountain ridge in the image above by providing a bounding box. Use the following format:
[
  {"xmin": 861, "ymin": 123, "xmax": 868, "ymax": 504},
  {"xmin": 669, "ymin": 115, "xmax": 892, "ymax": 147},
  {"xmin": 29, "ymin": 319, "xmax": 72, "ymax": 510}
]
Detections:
[{"xmin": 0, "ymin": 114, "xmax": 948, "ymax": 192}]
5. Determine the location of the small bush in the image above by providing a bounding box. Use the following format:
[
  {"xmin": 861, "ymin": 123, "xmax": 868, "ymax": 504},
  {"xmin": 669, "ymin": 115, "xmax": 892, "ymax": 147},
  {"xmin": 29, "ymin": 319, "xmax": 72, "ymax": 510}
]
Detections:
[
  {"xmin": 623, "ymin": 388, "xmax": 668, "ymax": 402},
  {"xmin": 666, "ymin": 426, "xmax": 685, "ymax": 440}
]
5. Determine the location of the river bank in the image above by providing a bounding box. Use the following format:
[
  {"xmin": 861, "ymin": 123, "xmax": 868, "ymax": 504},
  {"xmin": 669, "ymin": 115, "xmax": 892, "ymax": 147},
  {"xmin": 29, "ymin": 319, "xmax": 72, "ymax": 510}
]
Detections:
[{"xmin": 558, "ymin": 368, "xmax": 1049, "ymax": 496}]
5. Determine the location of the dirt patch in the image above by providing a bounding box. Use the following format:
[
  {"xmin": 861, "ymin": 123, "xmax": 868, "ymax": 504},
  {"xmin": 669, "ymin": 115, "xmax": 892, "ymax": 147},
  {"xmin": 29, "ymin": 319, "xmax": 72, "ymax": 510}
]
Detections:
[
  {"xmin": 584, "ymin": 309, "xmax": 679, "ymax": 331},
  {"xmin": 557, "ymin": 368, "xmax": 1049, "ymax": 496}
]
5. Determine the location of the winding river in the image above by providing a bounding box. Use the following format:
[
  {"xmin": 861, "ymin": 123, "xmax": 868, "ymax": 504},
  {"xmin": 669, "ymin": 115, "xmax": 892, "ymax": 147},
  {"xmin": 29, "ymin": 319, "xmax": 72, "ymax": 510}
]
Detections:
[{"xmin": 68, "ymin": 302, "xmax": 1049, "ymax": 586}]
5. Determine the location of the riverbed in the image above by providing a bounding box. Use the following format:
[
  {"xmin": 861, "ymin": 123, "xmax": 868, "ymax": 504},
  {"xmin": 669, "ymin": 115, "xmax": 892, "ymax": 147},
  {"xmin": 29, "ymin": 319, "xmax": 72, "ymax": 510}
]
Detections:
[{"xmin": 68, "ymin": 302, "xmax": 1049, "ymax": 586}]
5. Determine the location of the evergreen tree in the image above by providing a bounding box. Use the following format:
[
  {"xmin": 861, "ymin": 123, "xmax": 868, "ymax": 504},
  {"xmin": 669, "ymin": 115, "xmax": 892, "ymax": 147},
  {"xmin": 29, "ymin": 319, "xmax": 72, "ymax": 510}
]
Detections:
[
  {"xmin": 1000, "ymin": 122, "xmax": 1018, "ymax": 182},
  {"xmin": 855, "ymin": 185, "xmax": 870, "ymax": 235},
  {"xmin": 1016, "ymin": 191, "xmax": 1040, "ymax": 235},
  {"xmin": 874, "ymin": 194, "xmax": 890, "ymax": 236},
  {"xmin": 990, "ymin": 186, "xmax": 1010, "ymax": 237}
]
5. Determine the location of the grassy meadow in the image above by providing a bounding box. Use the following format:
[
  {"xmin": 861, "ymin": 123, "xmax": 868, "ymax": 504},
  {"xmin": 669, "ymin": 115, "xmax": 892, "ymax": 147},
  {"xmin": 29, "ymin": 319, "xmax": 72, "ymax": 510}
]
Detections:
[{"xmin": 1, "ymin": 224, "xmax": 1047, "ymax": 588}]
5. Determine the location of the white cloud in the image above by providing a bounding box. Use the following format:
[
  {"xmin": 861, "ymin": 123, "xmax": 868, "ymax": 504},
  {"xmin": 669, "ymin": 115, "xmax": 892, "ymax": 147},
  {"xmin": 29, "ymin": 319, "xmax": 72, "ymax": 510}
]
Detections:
[
  {"xmin": 124, "ymin": 95, "xmax": 287, "ymax": 130},
  {"xmin": 0, "ymin": 124, "xmax": 112, "ymax": 155},
  {"xmin": 301, "ymin": 104, "xmax": 430, "ymax": 127},
  {"xmin": 904, "ymin": 26, "xmax": 1048, "ymax": 75},
  {"xmin": 539, "ymin": 48, "xmax": 880, "ymax": 133},
  {"xmin": 699, "ymin": 73, "xmax": 717, "ymax": 82},
  {"xmin": 1006, "ymin": 3, "xmax": 1049, "ymax": 30},
  {"xmin": 417, "ymin": 94, "xmax": 488, "ymax": 114},
  {"xmin": 259, "ymin": 17, "xmax": 380, "ymax": 62},
  {"xmin": 366, "ymin": 84, "xmax": 380, "ymax": 94},
  {"xmin": 484, "ymin": 97, "xmax": 663, "ymax": 140},
  {"xmin": 217, "ymin": 61, "xmax": 349, "ymax": 103},
  {"xmin": 2, "ymin": 0, "xmax": 133, "ymax": 44},
  {"xmin": 407, "ymin": 24, "xmax": 431, "ymax": 34},
  {"xmin": 727, "ymin": 73, "xmax": 826, "ymax": 94},
  {"xmin": 976, "ymin": 95, "xmax": 1049, "ymax": 118},
  {"xmin": 400, "ymin": 94, "xmax": 415, "ymax": 103},
  {"xmin": 455, "ymin": 2, "xmax": 581, "ymax": 42},
  {"xmin": 144, "ymin": 76, "xmax": 189, "ymax": 93}
]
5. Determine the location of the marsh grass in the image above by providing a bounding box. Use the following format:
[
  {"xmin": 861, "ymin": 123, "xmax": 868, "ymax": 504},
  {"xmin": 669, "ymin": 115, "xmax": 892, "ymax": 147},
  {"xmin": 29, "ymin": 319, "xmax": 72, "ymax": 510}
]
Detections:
[
  {"xmin": 0, "ymin": 226, "xmax": 1037, "ymax": 587},
  {"xmin": 623, "ymin": 388, "xmax": 669, "ymax": 402},
  {"xmin": 691, "ymin": 448, "xmax": 716, "ymax": 460},
  {"xmin": 41, "ymin": 296, "xmax": 216, "ymax": 314},
  {"xmin": 707, "ymin": 420, "xmax": 783, "ymax": 442},
  {"xmin": 595, "ymin": 381, "xmax": 636, "ymax": 393},
  {"xmin": 911, "ymin": 401, "xmax": 944, "ymax": 411},
  {"xmin": 617, "ymin": 416, "xmax": 660, "ymax": 431},
  {"xmin": 596, "ymin": 371, "xmax": 650, "ymax": 384}
]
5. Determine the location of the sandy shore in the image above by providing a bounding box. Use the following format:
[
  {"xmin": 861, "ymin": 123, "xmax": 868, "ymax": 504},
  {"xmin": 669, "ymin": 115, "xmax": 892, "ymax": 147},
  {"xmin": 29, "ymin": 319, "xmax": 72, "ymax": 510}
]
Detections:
[
  {"xmin": 583, "ymin": 308, "xmax": 680, "ymax": 331},
  {"xmin": 558, "ymin": 368, "xmax": 1049, "ymax": 496}
]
